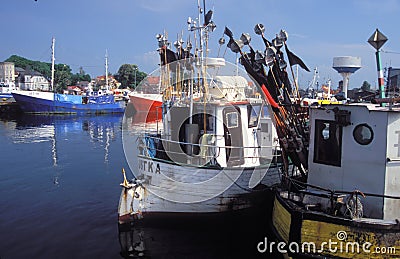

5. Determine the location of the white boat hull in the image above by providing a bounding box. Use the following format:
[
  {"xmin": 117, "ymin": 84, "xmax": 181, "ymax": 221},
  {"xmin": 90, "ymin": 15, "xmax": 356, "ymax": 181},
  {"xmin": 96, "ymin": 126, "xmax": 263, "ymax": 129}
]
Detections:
[{"xmin": 118, "ymin": 155, "xmax": 281, "ymax": 222}]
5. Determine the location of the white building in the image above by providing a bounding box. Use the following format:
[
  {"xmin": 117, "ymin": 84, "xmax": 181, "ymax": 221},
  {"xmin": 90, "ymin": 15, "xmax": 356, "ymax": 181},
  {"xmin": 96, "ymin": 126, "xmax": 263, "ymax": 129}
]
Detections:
[
  {"xmin": 17, "ymin": 68, "xmax": 50, "ymax": 91},
  {"xmin": 76, "ymin": 80, "xmax": 91, "ymax": 91},
  {"xmin": 0, "ymin": 62, "xmax": 15, "ymax": 84}
]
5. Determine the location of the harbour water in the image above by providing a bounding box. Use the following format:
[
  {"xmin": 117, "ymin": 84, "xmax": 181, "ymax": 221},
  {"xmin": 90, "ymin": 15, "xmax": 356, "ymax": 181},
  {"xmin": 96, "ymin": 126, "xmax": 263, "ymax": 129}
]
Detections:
[{"xmin": 0, "ymin": 111, "xmax": 278, "ymax": 259}]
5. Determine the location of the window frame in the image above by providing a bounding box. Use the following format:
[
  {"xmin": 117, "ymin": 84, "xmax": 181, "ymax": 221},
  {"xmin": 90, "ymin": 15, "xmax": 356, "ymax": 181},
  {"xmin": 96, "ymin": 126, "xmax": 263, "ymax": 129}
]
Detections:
[
  {"xmin": 353, "ymin": 123, "xmax": 374, "ymax": 146},
  {"xmin": 313, "ymin": 119, "xmax": 343, "ymax": 167}
]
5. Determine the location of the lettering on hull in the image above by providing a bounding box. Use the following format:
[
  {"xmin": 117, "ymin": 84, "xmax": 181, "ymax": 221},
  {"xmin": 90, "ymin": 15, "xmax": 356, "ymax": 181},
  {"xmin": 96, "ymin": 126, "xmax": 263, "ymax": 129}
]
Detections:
[{"xmin": 138, "ymin": 159, "xmax": 160, "ymax": 174}]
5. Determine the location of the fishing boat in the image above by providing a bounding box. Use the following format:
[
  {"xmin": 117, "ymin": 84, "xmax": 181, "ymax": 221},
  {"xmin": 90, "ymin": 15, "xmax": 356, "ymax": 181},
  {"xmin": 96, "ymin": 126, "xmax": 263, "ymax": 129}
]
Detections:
[
  {"xmin": 12, "ymin": 39, "xmax": 125, "ymax": 115},
  {"xmin": 270, "ymin": 102, "xmax": 400, "ymax": 258},
  {"xmin": 12, "ymin": 90, "xmax": 125, "ymax": 114},
  {"xmin": 128, "ymin": 92, "xmax": 162, "ymax": 114},
  {"xmin": 0, "ymin": 82, "xmax": 18, "ymax": 99},
  {"xmin": 223, "ymin": 24, "xmax": 400, "ymax": 258},
  {"xmin": 113, "ymin": 88, "xmax": 131, "ymax": 102},
  {"xmin": 128, "ymin": 74, "xmax": 163, "ymax": 117},
  {"xmin": 0, "ymin": 82, "xmax": 21, "ymax": 115},
  {"xmin": 118, "ymin": 3, "xmax": 283, "ymax": 223},
  {"xmin": 300, "ymin": 68, "xmax": 342, "ymax": 106}
]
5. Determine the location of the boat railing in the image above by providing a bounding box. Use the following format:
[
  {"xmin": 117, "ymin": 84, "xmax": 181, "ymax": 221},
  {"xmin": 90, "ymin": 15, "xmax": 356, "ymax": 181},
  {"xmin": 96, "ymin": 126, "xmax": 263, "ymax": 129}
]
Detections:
[
  {"xmin": 282, "ymin": 174, "xmax": 400, "ymax": 219},
  {"xmin": 137, "ymin": 134, "xmax": 280, "ymax": 167},
  {"xmin": 285, "ymin": 174, "xmax": 400, "ymax": 200}
]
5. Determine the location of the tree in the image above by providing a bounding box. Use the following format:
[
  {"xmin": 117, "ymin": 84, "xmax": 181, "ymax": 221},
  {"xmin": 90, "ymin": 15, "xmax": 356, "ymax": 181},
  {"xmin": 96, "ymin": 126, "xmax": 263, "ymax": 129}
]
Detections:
[
  {"xmin": 361, "ymin": 81, "xmax": 371, "ymax": 91},
  {"xmin": 71, "ymin": 67, "xmax": 91, "ymax": 85},
  {"xmin": 6, "ymin": 55, "xmax": 51, "ymax": 79},
  {"xmin": 115, "ymin": 64, "xmax": 147, "ymax": 89},
  {"xmin": 4, "ymin": 55, "xmax": 92, "ymax": 93},
  {"xmin": 54, "ymin": 64, "xmax": 72, "ymax": 92}
]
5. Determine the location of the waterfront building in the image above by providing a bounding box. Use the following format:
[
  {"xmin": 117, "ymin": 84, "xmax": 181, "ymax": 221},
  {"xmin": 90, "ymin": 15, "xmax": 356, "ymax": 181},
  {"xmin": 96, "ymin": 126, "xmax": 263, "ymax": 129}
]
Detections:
[
  {"xmin": 16, "ymin": 68, "xmax": 50, "ymax": 91},
  {"xmin": 0, "ymin": 62, "xmax": 15, "ymax": 84}
]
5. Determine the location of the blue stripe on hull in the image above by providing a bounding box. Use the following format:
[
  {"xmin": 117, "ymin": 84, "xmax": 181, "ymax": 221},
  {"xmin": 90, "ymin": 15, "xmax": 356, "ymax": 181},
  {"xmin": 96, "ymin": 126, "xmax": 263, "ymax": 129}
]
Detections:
[
  {"xmin": 13, "ymin": 93, "xmax": 125, "ymax": 114},
  {"xmin": 0, "ymin": 93, "xmax": 13, "ymax": 99}
]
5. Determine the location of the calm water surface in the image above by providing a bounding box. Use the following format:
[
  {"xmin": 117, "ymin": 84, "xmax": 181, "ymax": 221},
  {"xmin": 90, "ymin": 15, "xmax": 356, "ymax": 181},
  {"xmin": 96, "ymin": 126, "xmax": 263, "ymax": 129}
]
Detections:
[
  {"xmin": 0, "ymin": 112, "xmax": 277, "ymax": 259},
  {"xmin": 0, "ymin": 114, "xmax": 126, "ymax": 258}
]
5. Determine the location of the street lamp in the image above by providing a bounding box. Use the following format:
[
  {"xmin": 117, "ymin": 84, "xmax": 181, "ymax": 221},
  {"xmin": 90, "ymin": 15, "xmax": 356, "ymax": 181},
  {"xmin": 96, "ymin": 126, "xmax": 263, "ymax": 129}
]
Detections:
[{"xmin": 368, "ymin": 29, "xmax": 388, "ymax": 106}]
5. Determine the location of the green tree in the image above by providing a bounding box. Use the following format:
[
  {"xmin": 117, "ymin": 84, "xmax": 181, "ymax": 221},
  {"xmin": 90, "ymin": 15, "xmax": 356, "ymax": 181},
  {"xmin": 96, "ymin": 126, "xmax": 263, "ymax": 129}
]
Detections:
[
  {"xmin": 5, "ymin": 55, "xmax": 83, "ymax": 93},
  {"xmin": 54, "ymin": 64, "xmax": 72, "ymax": 92},
  {"xmin": 361, "ymin": 81, "xmax": 371, "ymax": 91},
  {"xmin": 115, "ymin": 64, "xmax": 147, "ymax": 89},
  {"xmin": 71, "ymin": 66, "xmax": 91, "ymax": 85},
  {"xmin": 6, "ymin": 55, "xmax": 51, "ymax": 79}
]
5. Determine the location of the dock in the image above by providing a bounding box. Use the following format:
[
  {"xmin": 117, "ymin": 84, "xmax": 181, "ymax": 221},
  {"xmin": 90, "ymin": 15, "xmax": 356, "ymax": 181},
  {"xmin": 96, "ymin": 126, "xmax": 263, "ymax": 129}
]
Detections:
[{"xmin": 0, "ymin": 99, "xmax": 22, "ymax": 115}]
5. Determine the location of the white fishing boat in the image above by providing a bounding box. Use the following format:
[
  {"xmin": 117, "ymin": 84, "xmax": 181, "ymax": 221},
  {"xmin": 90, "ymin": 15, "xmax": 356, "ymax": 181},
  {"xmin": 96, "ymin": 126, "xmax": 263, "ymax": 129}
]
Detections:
[
  {"xmin": 118, "ymin": 3, "xmax": 283, "ymax": 223},
  {"xmin": 0, "ymin": 82, "xmax": 18, "ymax": 99}
]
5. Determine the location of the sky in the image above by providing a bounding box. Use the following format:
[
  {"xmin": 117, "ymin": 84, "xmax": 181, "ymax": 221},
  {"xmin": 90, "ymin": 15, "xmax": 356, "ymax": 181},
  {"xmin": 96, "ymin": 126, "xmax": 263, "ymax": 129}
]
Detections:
[{"xmin": 2, "ymin": 0, "xmax": 400, "ymax": 90}]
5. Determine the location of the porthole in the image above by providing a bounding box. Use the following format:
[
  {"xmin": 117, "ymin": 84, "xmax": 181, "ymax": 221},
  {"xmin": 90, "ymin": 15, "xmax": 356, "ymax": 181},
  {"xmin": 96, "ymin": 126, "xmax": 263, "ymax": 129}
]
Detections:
[{"xmin": 353, "ymin": 124, "xmax": 373, "ymax": 145}]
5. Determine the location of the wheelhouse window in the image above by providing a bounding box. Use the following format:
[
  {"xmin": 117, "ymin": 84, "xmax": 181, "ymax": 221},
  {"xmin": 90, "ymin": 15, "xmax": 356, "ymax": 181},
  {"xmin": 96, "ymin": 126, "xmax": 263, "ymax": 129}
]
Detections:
[
  {"xmin": 353, "ymin": 123, "xmax": 373, "ymax": 145},
  {"xmin": 313, "ymin": 120, "xmax": 342, "ymax": 167},
  {"xmin": 247, "ymin": 105, "xmax": 261, "ymax": 128},
  {"xmin": 226, "ymin": 112, "xmax": 239, "ymax": 128}
]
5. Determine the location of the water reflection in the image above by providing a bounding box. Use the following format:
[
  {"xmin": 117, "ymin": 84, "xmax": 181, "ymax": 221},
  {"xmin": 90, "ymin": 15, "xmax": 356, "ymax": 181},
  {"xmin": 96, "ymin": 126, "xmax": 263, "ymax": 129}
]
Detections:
[
  {"xmin": 123, "ymin": 102, "xmax": 161, "ymax": 134},
  {"xmin": 117, "ymin": 199, "xmax": 280, "ymax": 258},
  {"xmin": 119, "ymin": 223, "xmax": 148, "ymax": 258},
  {"xmin": 0, "ymin": 113, "xmax": 126, "ymax": 258},
  {"xmin": 1, "ymin": 114, "xmax": 122, "ymax": 164}
]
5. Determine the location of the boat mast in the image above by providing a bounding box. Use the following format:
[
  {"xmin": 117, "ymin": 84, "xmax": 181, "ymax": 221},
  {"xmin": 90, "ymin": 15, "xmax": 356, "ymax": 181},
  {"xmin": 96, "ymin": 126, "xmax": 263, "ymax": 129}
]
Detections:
[
  {"xmin": 327, "ymin": 79, "xmax": 331, "ymax": 100},
  {"xmin": 105, "ymin": 50, "xmax": 109, "ymax": 90},
  {"xmin": 309, "ymin": 67, "xmax": 318, "ymax": 98},
  {"xmin": 51, "ymin": 37, "xmax": 55, "ymax": 92},
  {"xmin": 50, "ymin": 38, "xmax": 57, "ymax": 167},
  {"xmin": 197, "ymin": 0, "xmax": 208, "ymax": 132},
  {"xmin": 197, "ymin": 0, "xmax": 204, "ymax": 62}
]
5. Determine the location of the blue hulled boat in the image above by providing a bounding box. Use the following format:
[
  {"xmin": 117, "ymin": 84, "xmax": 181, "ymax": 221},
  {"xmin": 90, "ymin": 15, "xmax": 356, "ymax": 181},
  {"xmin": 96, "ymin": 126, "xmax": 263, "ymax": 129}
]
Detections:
[
  {"xmin": 12, "ymin": 38, "xmax": 125, "ymax": 115},
  {"xmin": 13, "ymin": 91, "xmax": 125, "ymax": 114}
]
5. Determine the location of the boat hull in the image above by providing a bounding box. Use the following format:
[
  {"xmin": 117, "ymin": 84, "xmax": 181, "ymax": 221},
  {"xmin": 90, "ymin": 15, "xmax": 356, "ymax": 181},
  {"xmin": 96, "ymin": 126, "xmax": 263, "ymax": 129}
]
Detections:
[
  {"xmin": 129, "ymin": 93, "xmax": 162, "ymax": 115},
  {"xmin": 118, "ymin": 155, "xmax": 281, "ymax": 223},
  {"xmin": 0, "ymin": 93, "xmax": 13, "ymax": 99},
  {"xmin": 13, "ymin": 92, "xmax": 125, "ymax": 114},
  {"xmin": 271, "ymin": 192, "xmax": 400, "ymax": 258}
]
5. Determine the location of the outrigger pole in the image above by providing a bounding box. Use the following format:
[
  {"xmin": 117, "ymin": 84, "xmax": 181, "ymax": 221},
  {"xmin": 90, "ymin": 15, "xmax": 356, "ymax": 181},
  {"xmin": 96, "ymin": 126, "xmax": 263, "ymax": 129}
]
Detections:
[{"xmin": 224, "ymin": 25, "xmax": 310, "ymax": 179}]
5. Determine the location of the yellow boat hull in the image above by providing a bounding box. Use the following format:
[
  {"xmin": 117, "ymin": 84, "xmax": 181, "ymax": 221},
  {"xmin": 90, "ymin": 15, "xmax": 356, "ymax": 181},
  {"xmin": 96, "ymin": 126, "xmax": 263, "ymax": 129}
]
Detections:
[{"xmin": 271, "ymin": 193, "xmax": 400, "ymax": 258}]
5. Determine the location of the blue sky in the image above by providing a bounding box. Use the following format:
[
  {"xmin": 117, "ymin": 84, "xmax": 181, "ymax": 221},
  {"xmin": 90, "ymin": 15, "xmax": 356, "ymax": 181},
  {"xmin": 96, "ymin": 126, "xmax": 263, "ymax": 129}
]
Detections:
[{"xmin": 1, "ymin": 0, "xmax": 400, "ymax": 90}]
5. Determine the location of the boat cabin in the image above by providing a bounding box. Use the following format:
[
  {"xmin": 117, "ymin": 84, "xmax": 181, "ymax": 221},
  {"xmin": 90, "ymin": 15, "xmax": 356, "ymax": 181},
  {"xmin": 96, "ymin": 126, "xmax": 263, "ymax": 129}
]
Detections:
[
  {"xmin": 158, "ymin": 74, "xmax": 277, "ymax": 169},
  {"xmin": 306, "ymin": 104, "xmax": 400, "ymax": 220},
  {"xmin": 138, "ymin": 66, "xmax": 278, "ymax": 172}
]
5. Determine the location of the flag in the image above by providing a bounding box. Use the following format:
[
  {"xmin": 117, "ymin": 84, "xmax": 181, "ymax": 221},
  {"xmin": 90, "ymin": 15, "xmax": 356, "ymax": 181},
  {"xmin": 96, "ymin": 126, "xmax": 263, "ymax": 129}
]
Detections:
[
  {"xmin": 261, "ymin": 36, "xmax": 272, "ymax": 48},
  {"xmin": 224, "ymin": 26, "xmax": 233, "ymax": 39},
  {"xmin": 204, "ymin": 10, "xmax": 213, "ymax": 26},
  {"xmin": 159, "ymin": 46, "xmax": 177, "ymax": 65},
  {"xmin": 284, "ymin": 44, "xmax": 310, "ymax": 72}
]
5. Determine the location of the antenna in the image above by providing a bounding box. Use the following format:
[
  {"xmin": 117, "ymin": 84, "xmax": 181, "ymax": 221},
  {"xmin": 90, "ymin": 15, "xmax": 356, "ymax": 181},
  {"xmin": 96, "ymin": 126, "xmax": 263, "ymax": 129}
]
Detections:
[{"xmin": 203, "ymin": 0, "xmax": 206, "ymax": 24}]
